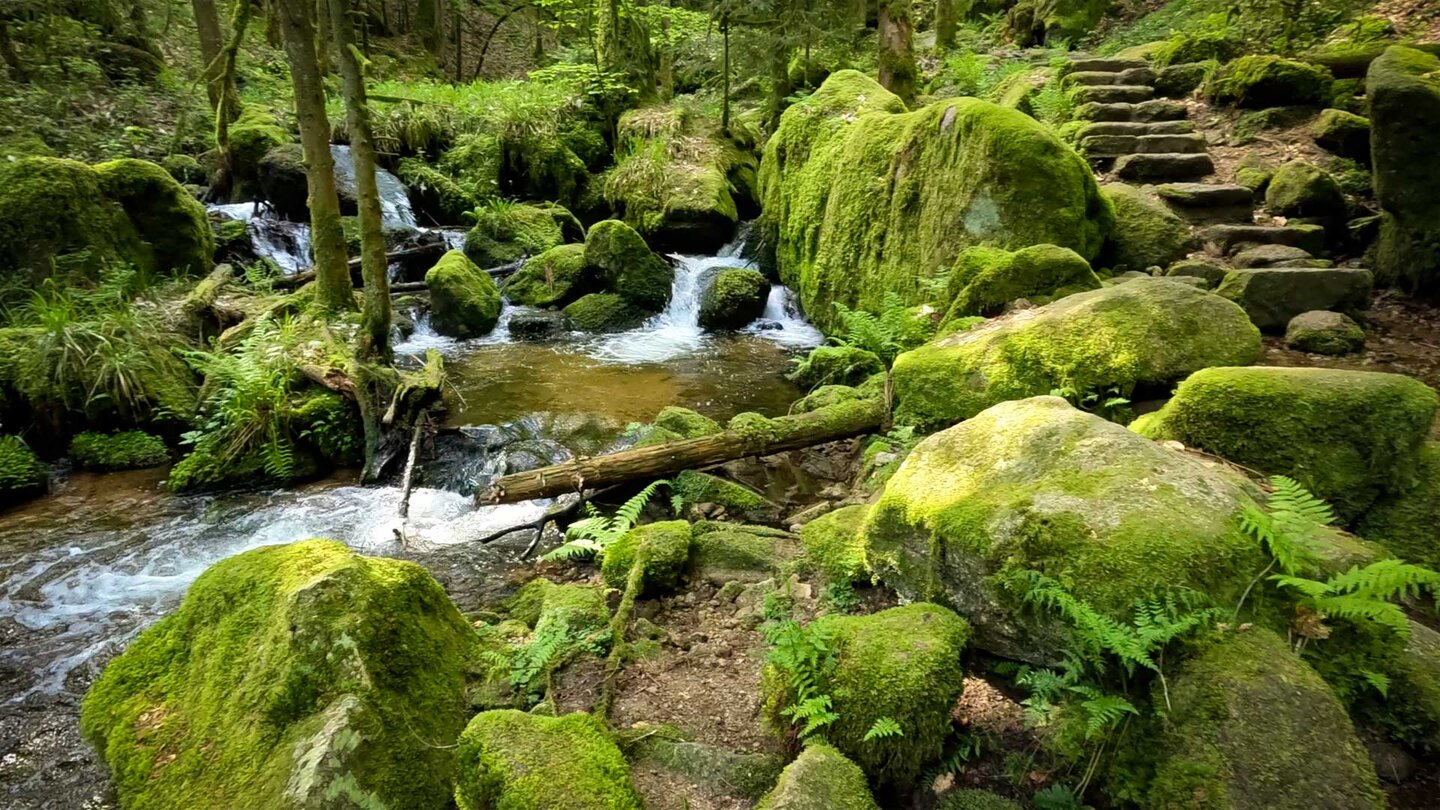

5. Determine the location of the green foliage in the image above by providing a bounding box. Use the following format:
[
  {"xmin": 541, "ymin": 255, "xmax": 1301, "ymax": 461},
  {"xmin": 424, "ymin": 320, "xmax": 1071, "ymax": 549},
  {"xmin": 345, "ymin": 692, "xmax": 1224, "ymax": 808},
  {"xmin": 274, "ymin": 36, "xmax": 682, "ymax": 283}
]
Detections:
[
  {"xmin": 832, "ymin": 292, "xmax": 916, "ymax": 369},
  {"xmin": 764, "ymin": 619, "xmax": 841, "ymax": 740},
  {"xmin": 1032, "ymin": 784, "xmax": 1092, "ymax": 810},
  {"xmin": 1049, "ymin": 384, "xmax": 1132, "ymax": 423},
  {"xmin": 861, "ymin": 716, "xmax": 903, "ymax": 742},
  {"xmin": 0, "ymin": 434, "xmax": 47, "ymax": 500},
  {"xmin": 541, "ymin": 479, "xmax": 671, "ymax": 562},
  {"xmin": 69, "ymin": 430, "xmax": 168, "ymax": 471}
]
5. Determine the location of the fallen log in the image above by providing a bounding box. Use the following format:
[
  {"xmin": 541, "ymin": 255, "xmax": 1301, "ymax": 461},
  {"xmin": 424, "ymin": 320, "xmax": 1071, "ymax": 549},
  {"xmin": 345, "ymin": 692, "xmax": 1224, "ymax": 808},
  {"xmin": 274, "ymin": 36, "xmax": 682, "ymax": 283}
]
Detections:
[
  {"xmin": 479, "ymin": 399, "xmax": 884, "ymax": 504},
  {"xmin": 274, "ymin": 244, "xmax": 447, "ymax": 289}
]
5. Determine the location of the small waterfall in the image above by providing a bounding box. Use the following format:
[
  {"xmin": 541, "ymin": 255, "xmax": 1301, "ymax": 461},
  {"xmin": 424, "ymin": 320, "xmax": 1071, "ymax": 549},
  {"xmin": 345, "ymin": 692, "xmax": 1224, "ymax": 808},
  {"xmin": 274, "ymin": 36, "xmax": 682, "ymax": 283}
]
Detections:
[
  {"xmin": 331, "ymin": 145, "xmax": 417, "ymax": 229},
  {"xmin": 748, "ymin": 285, "xmax": 824, "ymax": 346},
  {"xmin": 247, "ymin": 217, "xmax": 312, "ymax": 275}
]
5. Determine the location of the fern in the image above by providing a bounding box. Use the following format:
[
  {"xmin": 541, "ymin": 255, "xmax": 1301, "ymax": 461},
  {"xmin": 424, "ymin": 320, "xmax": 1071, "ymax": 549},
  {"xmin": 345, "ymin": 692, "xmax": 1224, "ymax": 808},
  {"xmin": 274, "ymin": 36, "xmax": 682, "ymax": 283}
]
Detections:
[
  {"xmin": 781, "ymin": 694, "xmax": 839, "ymax": 738},
  {"xmin": 1361, "ymin": 670, "xmax": 1391, "ymax": 698},
  {"xmin": 764, "ymin": 619, "xmax": 841, "ymax": 741},
  {"xmin": 862, "ymin": 716, "xmax": 904, "ymax": 742},
  {"xmin": 540, "ymin": 480, "xmax": 671, "ymax": 562},
  {"xmin": 831, "ymin": 291, "xmax": 913, "ymax": 367}
]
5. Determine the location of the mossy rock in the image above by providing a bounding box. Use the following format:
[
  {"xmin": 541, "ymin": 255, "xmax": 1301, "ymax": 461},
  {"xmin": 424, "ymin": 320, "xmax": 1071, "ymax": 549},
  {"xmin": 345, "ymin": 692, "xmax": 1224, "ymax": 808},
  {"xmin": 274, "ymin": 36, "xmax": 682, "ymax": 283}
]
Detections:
[
  {"xmin": 1164, "ymin": 258, "xmax": 1230, "ymax": 289},
  {"xmin": 792, "ymin": 384, "xmax": 875, "ymax": 414},
  {"xmin": 563, "ymin": 293, "xmax": 647, "ymax": 333},
  {"xmin": 893, "ymin": 278, "xmax": 1261, "ymax": 430},
  {"xmin": 945, "ymin": 244, "xmax": 1101, "ymax": 318},
  {"xmin": 1367, "ymin": 46, "xmax": 1440, "ymax": 296},
  {"xmin": 1265, "ymin": 160, "xmax": 1346, "ymax": 220},
  {"xmin": 763, "ymin": 604, "xmax": 970, "ymax": 788},
  {"xmin": 1356, "ymin": 442, "xmax": 1440, "ymax": 569},
  {"xmin": 463, "ymin": 203, "xmax": 564, "ymax": 269},
  {"xmin": 0, "ymin": 157, "xmax": 150, "ymax": 284},
  {"xmin": 256, "ymin": 143, "xmax": 309, "ymax": 222},
  {"xmin": 1134, "ymin": 367, "xmax": 1438, "ymax": 521},
  {"xmin": 788, "ymin": 346, "xmax": 884, "ymax": 390},
  {"xmin": 1312, "ymin": 108, "xmax": 1371, "ymax": 163},
  {"xmin": 69, "ymin": 431, "xmax": 168, "ymax": 471},
  {"xmin": 699, "ymin": 268, "xmax": 770, "ymax": 330},
  {"xmin": 96, "ymin": 158, "xmax": 215, "ymax": 276},
  {"xmin": 1284, "ymin": 310, "xmax": 1365, "ymax": 355},
  {"xmin": 1208, "ymin": 56, "xmax": 1334, "ymax": 108},
  {"xmin": 600, "ymin": 521, "xmax": 693, "ymax": 596},
  {"xmin": 583, "ymin": 219, "xmax": 674, "ymax": 312},
  {"xmin": 937, "ymin": 789, "xmax": 1024, "ymax": 810},
  {"xmin": 1155, "ymin": 61, "xmax": 1216, "ymax": 98},
  {"xmin": 1389, "ymin": 621, "xmax": 1440, "ymax": 751},
  {"xmin": 627, "ymin": 729, "xmax": 785, "ymax": 801},
  {"xmin": 654, "ymin": 406, "xmax": 721, "ymax": 438},
  {"xmin": 1154, "ymin": 30, "xmax": 1241, "ymax": 67},
  {"xmin": 1146, "ymin": 628, "xmax": 1384, "ymax": 810},
  {"xmin": 425, "ymin": 250, "xmax": 502, "ymax": 338},
  {"xmin": 503, "ymin": 244, "xmax": 595, "ymax": 308},
  {"xmin": 758, "ymin": 70, "xmax": 1112, "ymax": 333},
  {"xmin": 505, "ymin": 578, "xmax": 610, "ymax": 634},
  {"xmin": 0, "ymin": 435, "xmax": 47, "ymax": 506},
  {"xmin": 1004, "ymin": 0, "xmax": 1111, "ymax": 46},
  {"xmin": 755, "ymin": 742, "xmax": 879, "ymax": 810},
  {"xmin": 1100, "ymin": 184, "xmax": 1193, "ymax": 273},
  {"xmin": 455, "ymin": 710, "xmax": 643, "ymax": 810},
  {"xmin": 395, "ymin": 157, "xmax": 481, "ymax": 224},
  {"xmin": 867, "ymin": 396, "xmax": 1267, "ymax": 662},
  {"xmin": 674, "ymin": 470, "xmax": 780, "ymax": 525},
  {"xmin": 800, "ymin": 504, "xmax": 870, "ymax": 584},
  {"xmin": 81, "ymin": 540, "xmax": 477, "ymax": 809},
  {"xmin": 160, "ymin": 154, "xmax": 204, "ymax": 185},
  {"xmin": 688, "ymin": 525, "xmax": 799, "ymax": 584},
  {"xmin": 227, "ymin": 105, "xmax": 290, "ymax": 199}
]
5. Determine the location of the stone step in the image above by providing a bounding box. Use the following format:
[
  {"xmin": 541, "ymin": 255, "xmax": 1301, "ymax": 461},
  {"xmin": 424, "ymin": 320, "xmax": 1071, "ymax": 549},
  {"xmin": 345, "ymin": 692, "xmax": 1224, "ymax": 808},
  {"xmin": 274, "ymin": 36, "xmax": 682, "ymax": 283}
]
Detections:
[
  {"xmin": 1072, "ymin": 84, "xmax": 1155, "ymax": 104},
  {"xmin": 1075, "ymin": 99, "xmax": 1189, "ymax": 123},
  {"xmin": 1199, "ymin": 224, "xmax": 1326, "ymax": 256},
  {"xmin": 1081, "ymin": 133, "xmax": 1208, "ymax": 158},
  {"xmin": 1114, "ymin": 152, "xmax": 1215, "ymax": 181},
  {"xmin": 1217, "ymin": 268, "xmax": 1373, "ymax": 333},
  {"xmin": 1064, "ymin": 67, "xmax": 1157, "ymax": 87},
  {"xmin": 1079, "ymin": 121, "xmax": 1195, "ymax": 137},
  {"xmin": 1070, "ymin": 57, "xmax": 1149, "ymax": 73},
  {"xmin": 1154, "ymin": 183, "xmax": 1255, "ymax": 223}
]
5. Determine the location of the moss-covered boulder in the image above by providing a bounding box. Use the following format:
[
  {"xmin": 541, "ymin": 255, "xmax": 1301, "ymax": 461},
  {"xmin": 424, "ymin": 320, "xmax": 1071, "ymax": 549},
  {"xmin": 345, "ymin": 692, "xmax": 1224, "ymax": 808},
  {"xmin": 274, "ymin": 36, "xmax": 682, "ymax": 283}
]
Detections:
[
  {"xmin": 1367, "ymin": 46, "xmax": 1440, "ymax": 297},
  {"xmin": 689, "ymin": 523, "xmax": 800, "ymax": 584},
  {"xmin": 81, "ymin": 540, "xmax": 477, "ymax": 809},
  {"xmin": 583, "ymin": 219, "xmax": 674, "ymax": 312},
  {"xmin": 1155, "ymin": 61, "xmax": 1215, "ymax": 98},
  {"xmin": 1164, "ymin": 257, "xmax": 1230, "ymax": 289},
  {"xmin": 654, "ymin": 406, "xmax": 722, "ymax": 438},
  {"xmin": 1265, "ymin": 159, "xmax": 1347, "ymax": 220},
  {"xmin": 1312, "ymin": 108, "xmax": 1371, "ymax": 162},
  {"xmin": 0, "ymin": 435, "xmax": 47, "ymax": 506},
  {"xmin": 1356, "ymin": 442, "xmax": 1440, "ymax": 569},
  {"xmin": 257, "ymin": 143, "xmax": 309, "ymax": 222},
  {"xmin": 463, "ymin": 203, "xmax": 564, "ymax": 269},
  {"xmin": 755, "ymin": 742, "xmax": 879, "ymax": 810},
  {"xmin": 160, "ymin": 154, "xmax": 204, "ymax": 185},
  {"xmin": 563, "ymin": 293, "xmax": 647, "ymax": 333},
  {"xmin": 395, "ymin": 157, "xmax": 481, "ymax": 224},
  {"xmin": 764, "ymin": 604, "xmax": 969, "ymax": 788},
  {"xmin": 69, "ymin": 431, "xmax": 168, "ymax": 471},
  {"xmin": 699, "ymin": 268, "xmax": 770, "ymax": 330},
  {"xmin": 801, "ymin": 504, "xmax": 870, "ymax": 584},
  {"xmin": 1216, "ymin": 268, "xmax": 1372, "ymax": 332},
  {"xmin": 945, "ymin": 244, "xmax": 1101, "ymax": 318},
  {"xmin": 893, "ymin": 278, "xmax": 1261, "ymax": 430},
  {"xmin": 455, "ymin": 710, "xmax": 642, "ymax": 810},
  {"xmin": 505, "ymin": 578, "xmax": 610, "ymax": 634},
  {"xmin": 227, "ymin": 105, "xmax": 290, "ymax": 201},
  {"xmin": 1285, "ymin": 310, "xmax": 1365, "ymax": 355},
  {"xmin": 673, "ymin": 470, "xmax": 780, "ymax": 525},
  {"xmin": 0, "ymin": 157, "xmax": 150, "ymax": 284},
  {"xmin": 96, "ymin": 159, "xmax": 215, "ymax": 275},
  {"xmin": 503, "ymin": 244, "xmax": 594, "ymax": 308},
  {"xmin": 788, "ymin": 346, "xmax": 884, "ymax": 390},
  {"xmin": 758, "ymin": 70, "xmax": 1111, "ymax": 332},
  {"xmin": 867, "ymin": 396, "xmax": 1266, "ymax": 662},
  {"xmin": 1100, "ymin": 184, "xmax": 1193, "ymax": 273},
  {"xmin": 1147, "ymin": 628, "xmax": 1384, "ymax": 809},
  {"xmin": 1208, "ymin": 56, "xmax": 1334, "ymax": 108},
  {"xmin": 425, "ymin": 250, "xmax": 502, "ymax": 338},
  {"xmin": 600, "ymin": 520, "xmax": 693, "ymax": 596},
  {"xmin": 1135, "ymin": 367, "xmax": 1438, "ymax": 520},
  {"xmin": 1004, "ymin": 0, "xmax": 1110, "ymax": 47},
  {"xmin": 1391, "ymin": 621, "xmax": 1440, "ymax": 751}
]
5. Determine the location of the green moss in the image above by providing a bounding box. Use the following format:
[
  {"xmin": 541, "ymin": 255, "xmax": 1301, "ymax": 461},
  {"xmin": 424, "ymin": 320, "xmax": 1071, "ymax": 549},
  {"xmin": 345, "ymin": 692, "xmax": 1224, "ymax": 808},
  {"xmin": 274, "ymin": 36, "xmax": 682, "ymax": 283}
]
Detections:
[
  {"xmin": 160, "ymin": 154, "xmax": 204, "ymax": 185},
  {"xmin": 1136, "ymin": 367, "xmax": 1438, "ymax": 520},
  {"xmin": 0, "ymin": 435, "xmax": 47, "ymax": 505},
  {"xmin": 503, "ymin": 244, "xmax": 593, "ymax": 308},
  {"xmin": 1265, "ymin": 160, "xmax": 1346, "ymax": 219},
  {"xmin": 653, "ymin": 406, "xmax": 721, "ymax": 438},
  {"xmin": 673, "ymin": 470, "xmax": 777, "ymax": 524},
  {"xmin": 945, "ymin": 244, "xmax": 1101, "ymax": 318},
  {"xmin": 1147, "ymin": 628, "xmax": 1384, "ymax": 810},
  {"xmin": 583, "ymin": 219, "xmax": 674, "ymax": 312},
  {"xmin": 1207, "ymin": 56, "xmax": 1334, "ymax": 108},
  {"xmin": 1367, "ymin": 47, "xmax": 1440, "ymax": 296},
  {"xmin": 462, "ymin": 203, "xmax": 564, "ymax": 269},
  {"xmin": 1390, "ymin": 622, "xmax": 1440, "ymax": 751},
  {"xmin": 1284, "ymin": 310, "xmax": 1365, "ymax": 355},
  {"xmin": 938, "ymin": 790, "xmax": 1024, "ymax": 810},
  {"xmin": 626, "ymin": 729, "xmax": 785, "ymax": 801},
  {"xmin": 1100, "ymin": 184, "xmax": 1193, "ymax": 273},
  {"xmin": 505, "ymin": 578, "xmax": 610, "ymax": 635},
  {"xmin": 1311, "ymin": 108, "xmax": 1370, "ymax": 161},
  {"xmin": 0, "ymin": 157, "xmax": 150, "ymax": 284},
  {"xmin": 801, "ymin": 504, "xmax": 870, "ymax": 583},
  {"xmin": 425, "ymin": 250, "xmax": 502, "ymax": 339},
  {"xmin": 758, "ymin": 70, "xmax": 1112, "ymax": 333},
  {"xmin": 1357, "ymin": 443, "xmax": 1440, "ymax": 569},
  {"xmin": 764, "ymin": 604, "xmax": 969, "ymax": 788},
  {"xmin": 788, "ymin": 346, "xmax": 885, "ymax": 390},
  {"xmin": 600, "ymin": 521, "xmax": 693, "ymax": 596},
  {"xmin": 689, "ymin": 527, "xmax": 798, "ymax": 582},
  {"xmin": 227, "ymin": 105, "xmax": 290, "ymax": 199},
  {"xmin": 755, "ymin": 742, "xmax": 879, "ymax": 810},
  {"xmin": 1154, "ymin": 30, "xmax": 1240, "ymax": 67},
  {"xmin": 95, "ymin": 159, "xmax": 215, "ymax": 276},
  {"xmin": 699, "ymin": 268, "xmax": 770, "ymax": 330},
  {"xmin": 563, "ymin": 293, "xmax": 647, "ymax": 333},
  {"xmin": 81, "ymin": 540, "xmax": 477, "ymax": 809},
  {"xmin": 396, "ymin": 157, "xmax": 481, "ymax": 224},
  {"xmin": 1156, "ymin": 60, "xmax": 1217, "ymax": 98},
  {"xmin": 793, "ymin": 384, "xmax": 874, "ymax": 414},
  {"xmin": 455, "ymin": 710, "xmax": 642, "ymax": 810},
  {"xmin": 69, "ymin": 431, "xmax": 168, "ymax": 471},
  {"xmin": 894, "ymin": 278, "xmax": 1261, "ymax": 430}
]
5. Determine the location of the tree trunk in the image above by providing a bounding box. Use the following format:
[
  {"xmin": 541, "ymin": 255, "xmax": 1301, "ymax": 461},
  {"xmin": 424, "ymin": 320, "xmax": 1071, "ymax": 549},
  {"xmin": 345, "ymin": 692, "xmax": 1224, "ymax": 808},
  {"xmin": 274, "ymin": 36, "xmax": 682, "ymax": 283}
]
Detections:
[
  {"xmin": 212, "ymin": 0, "xmax": 254, "ymax": 196},
  {"xmin": 277, "ymin": 0, "xmax": 354, "ymax": 312},
  {"xmin": 327, "ymin": 0, "xmax": 392, "ymax": 361},
  {"xmin": 315, "ymin": 0, "xmax": 333, "ymax": 73},
  {"xmin": 721, "ymin": 15, "xmax": 731, "ymax": 133},
  {"xmin": 480, "ymin": 400, "xmax": 883, "ymax": 503},
  {"xmin": 451, "ymin": 2, "xmax": 463, "ymax": 82},
  {"xmin": 765, "ymin": 29, "xmax": 792, "ymax": 131},
  {"xmin": 656, "ymin": 12, "xmax": 672, "ymax": 100},
  {"xmin": 877, "ymin": 0, "xmax": 917, "ymax": 102},
  {"xmin": 192, "ymin": 0, "xmax": 237, "ymax": 116},
  {"xmin": 935, "ymin": 0, "xmax": 956, "ymax": 50},
  {"xmin": 0, "ymin": 21, "xmax": 27, "ymax": 82},
  {"xmin": 596, "ymin": 0, "xmax": 621, "ymax": 72},
  {"xmin": 417, "ymin": 0, "xmax": 441, "ymax": 55}
]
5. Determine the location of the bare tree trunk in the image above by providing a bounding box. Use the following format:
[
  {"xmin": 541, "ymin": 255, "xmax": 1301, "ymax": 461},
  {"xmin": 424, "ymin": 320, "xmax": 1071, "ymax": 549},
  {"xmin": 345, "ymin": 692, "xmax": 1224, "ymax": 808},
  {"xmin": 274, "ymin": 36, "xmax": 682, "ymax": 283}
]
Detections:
[
  {"xmin": 315, "ymin": 0, "xmax": 333, "ymax": 73},
  {"xmin": 327, "ymin": 0, "xmax": 392, "ymax": 361},
  {"xmin": 877, "ymin": 0, "xmax": 916, "ymax": 103},
  {"xmin": 451, "ymin": 2, "xmax": 463, "ymax": 82},
  {"xmin": 192, "ymin": 0, "xmax": 237, "ymax": 115},
  {"xmin": 657, "ymin": 8, "xmax": 672, "ymax": 100},
  {"xmin": 0, "ymin": 21, "xmax": 27, "ymax": 82},
  {"xmin": 277, "ymin": 0, "xmax": 355, "ymax": 312}
]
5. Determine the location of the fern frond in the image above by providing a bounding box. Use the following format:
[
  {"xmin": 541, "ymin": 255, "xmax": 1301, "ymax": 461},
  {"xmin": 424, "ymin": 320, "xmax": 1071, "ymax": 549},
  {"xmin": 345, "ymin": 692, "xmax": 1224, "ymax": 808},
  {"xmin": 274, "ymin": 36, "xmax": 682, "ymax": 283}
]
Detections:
[
  {"xmin": 1313, "ymin": 594, "xmax": 1410, "ymax": 634},
  {"xmin": 1327, "ymin": 559, "xmax": 1440, "ymax": 602},
  {"xmin": 1081, "ymin": 694, "xmax": 1137, "ymax": 739},
  {"xmin": 1362, "ymin": 669, "xmax": 1391, "ymax": 698},
  {"xmin": 862, "ymin": 716, "xmax": 904, "ymax": 742},
  {"xmin": 1269, "ymin": 574, "xmax": 1334, "ymax": 599}
]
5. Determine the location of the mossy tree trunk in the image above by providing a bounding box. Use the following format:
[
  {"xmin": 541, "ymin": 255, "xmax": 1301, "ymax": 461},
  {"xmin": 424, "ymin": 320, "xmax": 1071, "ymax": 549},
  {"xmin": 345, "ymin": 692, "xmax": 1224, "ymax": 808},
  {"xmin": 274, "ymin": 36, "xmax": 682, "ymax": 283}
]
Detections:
[
  {"xmin": 935, "ymin": 0, "xmax": 956, "ymax": 50},
  {"xmin": 327, "ymin": 0, "xmax": 392, "ymax": 362},
  {"xmin": 877, "ymin": 0, "xmax": 917, "ymax": 103},
  {"xmin": 276, "ymin": 0, "xmax": 354, "ymax": 312},
  {"xmin": 766, "ymin": 28, "xmax": 793, "ymax": 131},
  {"xmin": 192, "ymin": 0, "xmax": 238, "ymax": 118},
  {"xmin": 314, "ymin": 0, "xmax": 333, "ymax": 73},
  {"xmin": 417, "ymin": 0, "xmax": 441, "ymax": 55},
  {"xmin": 213, "ymin": 0, "xmax": 254, "ymax": 197}
]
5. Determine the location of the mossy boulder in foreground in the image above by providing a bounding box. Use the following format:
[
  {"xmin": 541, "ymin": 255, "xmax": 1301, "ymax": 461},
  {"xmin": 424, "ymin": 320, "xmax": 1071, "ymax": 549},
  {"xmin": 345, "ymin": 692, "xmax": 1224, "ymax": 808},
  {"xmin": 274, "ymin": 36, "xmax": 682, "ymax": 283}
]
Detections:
[
  {"xmin": 455, "ymin": 710, "xmax": 642, "ymax": 810},
  {"xmin": 600, "ymin": 520, "xmax": 693, "ymax": 596},
  {"xmin": 755, "ymin": 742, "xmax": 879, "ymax": 810},
  {"xmin": 1133, "ymin": 366, "xmax": 1437, "ymax": 520},
  {"xmin": 944, "ymin": 244, "xmax": 1101, "ymax": 319},
  {"xmin": 95, "ymin": 158, "xmax": 215, "ymax": 276},
  {"xmin": 426, "ymin": 250, "xmax": 502, "ymax": 338},
  {"xmin": 1146, "ymin": 628, "xmax": 1384, "ymax": 810},
  {"xmin": 563, "ymin": 292, "xmax": 647, "ymax": 333},
  {"xmin": 1367, "ymin": 46, "xmax": 1440, "ymax": 297},
  {"xmin": 893, "ymin": 278, "xmax": 1261, "ymax": 430},
  {"xmin": 758, "ymin": 70, "xmax": 1112, "ymax": 332},
  {"xmin": 503, "ymin": 243, "xmax": 594, "ymax": 308},
  {"xmin": 699, "ymin": 268, "xmax": 770, "ymax": 330},
  {"xmin": 0, "ymin": 157, "xmax": 149, "ymax": 284},
  {"xmin": 763, "ymin": 603, "xmax": 970, "ymax": 787},
  {"xmin": 81, "ymin": 540, "xmax": 478, "ymax": 809},
  {"xmin": 463, "ymin": 203, "xmax": 564, "ymax": 269},
  {"xmin": 0, "ymin": 435, "xmax": 47, "ymax": 506},
  {"xmin": 1284, "ymin": 310, "xmax": 1365, "ymax": 355},
  {"xmin": 583, "ymin": 219, "xmax": 675, "ymax": 312},
  {"xmin": 69, "ymin": 431, "xmax": 169, "ymax": 471},
  {"xmin": 1265, "ymin": 159, "xmax": 1346, "ymax": 220},
  {"xmin": 673, "ymin": 469, "xmax": 780, "ymax": 525},
  {"xmin": 866, "ymin": 396, "xmax": 1266, "ymax": 662},
  {"xmin": 789, "ymin": 346, "xmax": 884, "ymax": 390},
  {"xmin": 801, "ymin": 504, "xmax": 870, "ymax": 584}
]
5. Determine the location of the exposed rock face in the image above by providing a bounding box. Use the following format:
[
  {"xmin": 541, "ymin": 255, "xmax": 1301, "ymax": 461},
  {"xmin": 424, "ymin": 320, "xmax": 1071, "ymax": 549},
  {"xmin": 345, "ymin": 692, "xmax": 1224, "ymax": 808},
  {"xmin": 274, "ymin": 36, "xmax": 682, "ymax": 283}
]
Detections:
[
  {"xmin": 1367, "ymin": 46, "xmax": 1440, "ymax": 297},
  {"xmin": 759, "ymin": 70, "xmax": 1111, "ymax": 332},
  {"xmin": 81, "ymin": 540, "xmax": 478, "ymax": 809},
  {"xmin": 425, "ymin": 249, "xmax": 502, "ymax": 338},
  {"xmin": 893, "ymin": 278, "xmax": 1260, "ymax": 429},
  {"xmin": 455, "ymin": 710, "xmax": 643, "ymax": 810},
  {"xmin": 1216, "ymin": 267, "xmax": 1372, "ymax": 332}
]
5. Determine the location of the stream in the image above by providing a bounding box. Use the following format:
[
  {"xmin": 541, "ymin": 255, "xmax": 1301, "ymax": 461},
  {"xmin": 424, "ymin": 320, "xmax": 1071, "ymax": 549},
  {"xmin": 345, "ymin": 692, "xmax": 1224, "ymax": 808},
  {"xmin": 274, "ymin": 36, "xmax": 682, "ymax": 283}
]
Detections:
[{"xmin": 0, "ymin": 167, "xmax": 822, "ymax": 808}]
